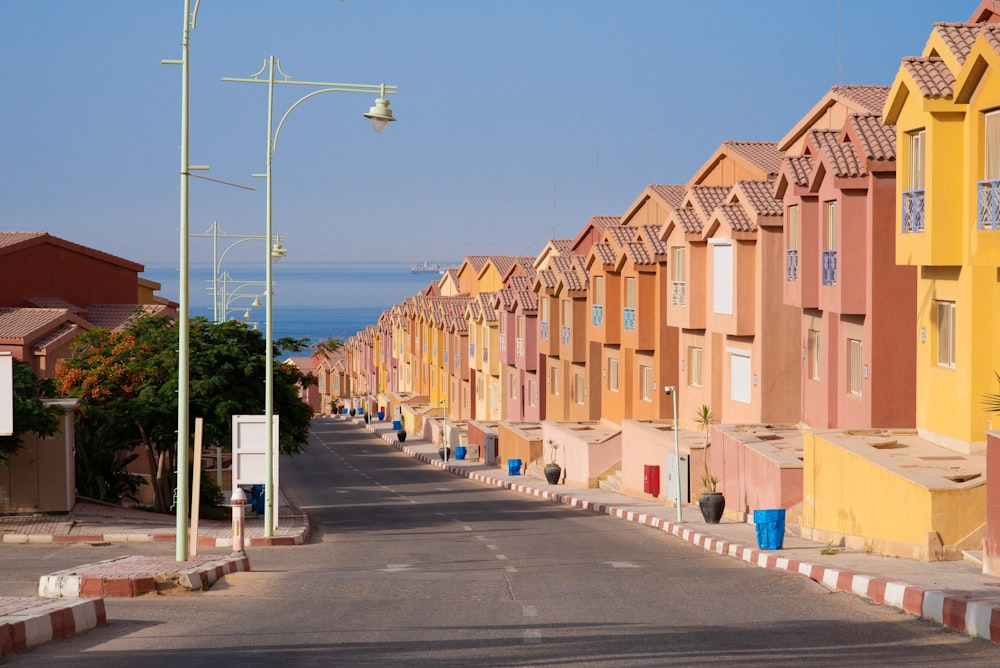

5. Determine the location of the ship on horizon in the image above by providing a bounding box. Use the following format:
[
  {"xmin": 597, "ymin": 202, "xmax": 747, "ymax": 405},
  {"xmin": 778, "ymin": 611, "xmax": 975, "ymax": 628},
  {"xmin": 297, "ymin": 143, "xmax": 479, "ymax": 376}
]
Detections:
[{"xmin": 410, "ymin": 261, "xmax": 451, "ymax": 275}]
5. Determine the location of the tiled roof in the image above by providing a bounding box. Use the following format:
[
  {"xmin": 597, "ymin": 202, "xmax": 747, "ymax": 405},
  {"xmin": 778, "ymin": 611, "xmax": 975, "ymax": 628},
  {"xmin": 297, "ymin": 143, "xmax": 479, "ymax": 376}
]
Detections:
[
  {"xmin": 592, "ymin": 242, "xmax": 617, "ymax": 266},
  {"xmin": 689, "ymin": 185, "xmax": 732, "ymax": 220},
  {"xmin": 830, "ymin": 85, "xmax": 890, "ymax": 114},
  {"xmin": 535, "ymin": 268, "xmax": 558, "ymax": 291},
  {"xmin": 513, "ymin": 289, "xmax": 537, "ymax": 313},
  {"xmin": 639, "ymin": 226, "xmax": 668, "ymax": 255},
  {"xmin": 495, "ymin": 289, "xmax": 516, "ymax": 311},
  {"xmin": 33, "ymin": 322, "xmax": 81, "ymax": 350},
  {"xmin": 488, "ymin": 256, "xmax": 517, "ymax": 277},
  {"xmin": 550, "ymin": 239, "xmax": 574, "ymax": 253},
  {"xmin": 623, "ymin": 241, "xmax": 655, "ymax": 266},
  {"xmin": 604, "ymin": 226, "xmax": 635, "ymax": 248},
  {"xmin": 849, "ymin": 114, "xmax": 896, "ymax": 162},
  {"xmin": 810, "ymin": 129, "xmax": 864, "ymax": 178},
  {"xmin": 782, "ymin": 155, "xmax": 814, "ymax": 187},
  {"xmin": 507, "ymin": 275, "xmax": 534, "ymax": 291},
  {"xmin": 648, "ymin": 184, "xmax": 687, "ymax": 209},
  {"xmin": 934, "ymin": 22, "xmax": 981, "ymax": 64},
  {"xmin": 87, "ymin": 304, "xmax": 170, "ymax": 332},
  {"xmin": 902, "ymin": 57, "xmax": 955, "ymax": 99},
  {"xmin": 983, "ymin": 24, "xmax": 1000, "ymax": 53},
  {"xmin": 25, "ymin": 297, "xmax": 85, "ymax": 315},
  {"xmin": 733, "ymin": 180, "xmax": 783, "ymax": 217},
  {"xmin": 718, "ymin": 203, "xmax": 756, "ymax": 233},
  {"xmin": 559, "ymin": 264, "xmax": 588, "ymax": 292},
  {"xmin": 464, "ymin": 256, "xmax": 490, "ymax": 273},
  {"xmin": 0, "ymin": 231, "xmax": 46, "ymax": 249},
  {"xmin": 477, "ymin": 292, "xmax": 497, "ymax": 322},
  {"xmin": 724, "ymin": 141, "xmax": 783, "ymax": 176},
  {"xmin": 0, "ymin": 308, "xmax": 72, "ymax": 340},
  {"xmin": 675, "ymin": 208, "xmax": 704, "ymax": 234},
  {"xmin": 590, "ymin": 216, "xmax": 620, "ymax": 230},
  {"xmin": 513, "ymin": 256, "xmax": 537, "ymax": 276}
]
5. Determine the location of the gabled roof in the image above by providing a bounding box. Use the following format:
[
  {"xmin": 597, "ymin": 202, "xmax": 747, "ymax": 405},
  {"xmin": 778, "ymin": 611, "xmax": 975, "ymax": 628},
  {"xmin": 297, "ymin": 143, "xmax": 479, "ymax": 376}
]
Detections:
[
  {"xmin": 716, "ymin": 203, "xmax": 756, "ymax": 233},
  {"xmin": 591, "ymin": 241, "xmax": 617, "ymax": 266},
  {"xmin": 604, "ymin": 226, "xmax": 635, "ymax": 248},
  {"xmin": 86, "ymin": 304, "xmax": 173, "ymax": 333},
  {"xmin": 674, "ymin": 208, "xmax": 704, "ymax": 234},
  {"xmin": 622, "ymin": 240, "xmax": 655, "ymax": 266},
  {"xmin": 637, "ymin": 226, "xmax": 668, "ymax": 256},
  {"xmin": 778, "ymin": 85, "xmax": 891, "ymax": 152},
  {"xmin": 781, "ymin": 155, "xmax": 815, "ymax": 188},
  {"xmin": 0, "ymin": 231, "xmax": 144, "ymax": 272},
  {"xmin": 506, "ymin": 275, "xmax": 534, "ymax": 291},
  {"xmin": 933, "ymin": 22, "xmax": 982, "ymax": 65},
  {"xmin": 731, "ymin": 180, "xmax": 783, "ymax": 218},
  {"xmin": 901, "ymin": 56, "xmax": 955, "ymax": 99},
  {"xmin": 512, "ymin": 289, "xmax": 537, "ymax": 314},
  {"xmin": 0, "ymin": 308, "xmax": 89, "ymax": 343},
  {"xmin": 810, "ymin": 129, "xmax": 865, "ymax": 179},
  {"xmin": 846, "ymin": 114, "xmax": 896, "ymax": 163},
  {"xmin": 647, "ymin": 185, "xmax": 687, "ymax": 210}
]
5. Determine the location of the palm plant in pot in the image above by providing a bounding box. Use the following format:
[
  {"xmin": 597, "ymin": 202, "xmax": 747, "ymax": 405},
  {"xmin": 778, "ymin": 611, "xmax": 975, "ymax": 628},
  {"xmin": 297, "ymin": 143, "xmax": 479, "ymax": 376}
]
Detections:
[
  {"xmin": 544, "ymin": 439, "xmax": 562, "ymax": 484},
  {"xmin": 438, "ymin": 427, "xmax": 450, "ymax": 461},
  {"xmin": 695, "ymin": 404, "xmax": 725, "ymax": 523}
]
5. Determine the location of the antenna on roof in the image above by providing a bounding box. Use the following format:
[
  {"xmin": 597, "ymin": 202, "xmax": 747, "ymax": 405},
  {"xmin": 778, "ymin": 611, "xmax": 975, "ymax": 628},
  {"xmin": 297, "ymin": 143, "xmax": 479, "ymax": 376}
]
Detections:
[
  {"xmin": 595, "ymin": 150, "xmax": 601, "ymax": 214},
  {"xmin": 837, "ymin": 0, "xmax": 844, "ymax": 87},
  {"xmin": 731, "ymin": 59, "xmax": 754, "ymax": 140},
  {"xmin": 653, "ymin": 110, "xmax": 657, "ymax": 183}
]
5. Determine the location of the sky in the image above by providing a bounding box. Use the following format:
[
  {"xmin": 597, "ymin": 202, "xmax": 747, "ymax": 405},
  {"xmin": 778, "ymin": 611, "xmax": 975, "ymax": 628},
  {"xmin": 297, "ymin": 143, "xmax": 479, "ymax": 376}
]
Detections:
[{"xmin": 0, "ymin": 0, "xmax": 975, "ymax": 289}]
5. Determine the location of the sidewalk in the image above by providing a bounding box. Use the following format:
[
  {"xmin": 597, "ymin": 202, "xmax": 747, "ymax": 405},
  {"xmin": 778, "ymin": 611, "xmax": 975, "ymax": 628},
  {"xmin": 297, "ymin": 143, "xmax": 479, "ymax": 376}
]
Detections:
[{"xmin": 348, "ymin": 415, "xmax": 1000, "ymax": 645}]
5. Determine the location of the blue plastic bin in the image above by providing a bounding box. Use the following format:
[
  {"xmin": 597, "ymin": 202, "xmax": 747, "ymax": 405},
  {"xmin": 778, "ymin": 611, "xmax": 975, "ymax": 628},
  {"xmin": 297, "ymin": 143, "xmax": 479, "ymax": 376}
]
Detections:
[
  {"xmin": 508, "ymin": 458, "xmax": 522, "ymax": 476},
  {"xmin": 754, "ymin": 509, "xmax": 786, "ymax": 550},
  {"xmin": 392, "ymin": 420, "xmax": 402, "ymax": 431}
]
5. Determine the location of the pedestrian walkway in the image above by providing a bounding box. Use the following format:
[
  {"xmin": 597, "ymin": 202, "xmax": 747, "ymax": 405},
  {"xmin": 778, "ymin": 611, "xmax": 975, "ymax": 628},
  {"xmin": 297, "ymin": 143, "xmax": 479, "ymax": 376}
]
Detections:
[{"xmin": 348, "ymin": 415, "xmax": 1000, "ymax": 646}]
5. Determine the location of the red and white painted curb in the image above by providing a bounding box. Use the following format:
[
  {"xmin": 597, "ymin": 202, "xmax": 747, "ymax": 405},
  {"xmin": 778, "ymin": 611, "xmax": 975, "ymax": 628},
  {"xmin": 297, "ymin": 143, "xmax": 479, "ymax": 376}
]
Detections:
[
  {"xmin": 0, "ymin": 596, "xmax": 106, "ymax": 658},
  {"xmin": 362, "ymin": 422, "xmax": 1000, "ymax": 644}
]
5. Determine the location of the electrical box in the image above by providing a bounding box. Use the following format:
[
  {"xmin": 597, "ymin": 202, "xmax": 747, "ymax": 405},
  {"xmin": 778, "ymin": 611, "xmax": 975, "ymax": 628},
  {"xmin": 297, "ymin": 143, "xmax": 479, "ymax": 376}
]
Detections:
[{"xmin": 643, "ymin": 464, "xmax": 660, "ymax": 496}]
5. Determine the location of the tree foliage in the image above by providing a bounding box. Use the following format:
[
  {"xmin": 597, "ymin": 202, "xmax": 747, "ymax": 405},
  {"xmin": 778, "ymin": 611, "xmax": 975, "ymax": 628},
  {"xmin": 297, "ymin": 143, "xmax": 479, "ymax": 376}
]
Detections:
[
  {"xmin": 0, "ymin": 358, "xmax": 64, "ymax": 466},
  {"xmin": 56, "ymin": 314, "xmax": 314, "ymax": 511},
  {"xmin": 311, "ymin": 335, "xmax": 343, "ymax": 360}
]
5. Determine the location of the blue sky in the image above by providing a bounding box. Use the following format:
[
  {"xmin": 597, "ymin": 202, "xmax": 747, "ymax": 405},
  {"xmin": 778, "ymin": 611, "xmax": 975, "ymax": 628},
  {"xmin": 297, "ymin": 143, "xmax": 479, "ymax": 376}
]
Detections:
[{"xmin": 1, "ymin": 1, "xmax": 972, "ymax": 280}]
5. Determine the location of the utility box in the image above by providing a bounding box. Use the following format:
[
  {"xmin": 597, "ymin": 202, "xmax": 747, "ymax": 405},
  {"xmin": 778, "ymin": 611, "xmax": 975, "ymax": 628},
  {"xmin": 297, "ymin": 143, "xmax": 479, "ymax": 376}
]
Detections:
[
  {"xmin": 484, "ymin": 433, "xmax": 498, "ymax": 465},
  {"xmin": 643, "ymin": 464, "xmax": 660, "ymax": 496}
]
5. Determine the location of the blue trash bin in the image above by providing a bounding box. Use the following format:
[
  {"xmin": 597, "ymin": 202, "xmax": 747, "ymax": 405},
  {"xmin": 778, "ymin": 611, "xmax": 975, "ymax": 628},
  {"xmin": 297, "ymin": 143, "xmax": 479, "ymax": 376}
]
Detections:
[
  {"xmin": 508, "ymin": 458, "xmax": 522, "ymax": 476},
  {"xmin": 392, "ymin": 420, "xmax": 402, "ymax": 431},
  {"xmin": 754, "ymin": 509, "xmax": 786, "ymax": 550}
]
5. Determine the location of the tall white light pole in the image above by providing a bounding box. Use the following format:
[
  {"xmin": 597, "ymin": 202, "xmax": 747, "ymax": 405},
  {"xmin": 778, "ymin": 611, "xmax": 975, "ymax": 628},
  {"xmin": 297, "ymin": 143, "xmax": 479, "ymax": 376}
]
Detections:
[
  {"xmin": 665, "ymin": 385, "xmax": 683, "ymax": 523},
  {"xmin": 223, "ymin": 57, "xmax": 397, "ymax": 536}
]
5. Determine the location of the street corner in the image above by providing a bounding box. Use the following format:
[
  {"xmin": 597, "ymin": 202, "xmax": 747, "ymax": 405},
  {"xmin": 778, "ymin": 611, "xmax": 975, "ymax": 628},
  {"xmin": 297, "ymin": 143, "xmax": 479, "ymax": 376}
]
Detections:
[{"xmin": 0, "ymin": 596, "xmax": 106, "ymax": 659}]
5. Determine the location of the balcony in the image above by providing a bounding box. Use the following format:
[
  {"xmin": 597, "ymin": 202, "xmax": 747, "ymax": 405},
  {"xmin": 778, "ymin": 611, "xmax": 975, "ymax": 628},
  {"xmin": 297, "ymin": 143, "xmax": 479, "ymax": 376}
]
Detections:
[
  {"xmin": 561, "ymin": 326, "xmax": 571, "ymax": 345},
  {"xmin": 902, "ymin": 189, "xmax": 925, "ymax": 233},
  {"xmin": 592, "ymin": 304, "xmax": 603, "ymax": 326},
  {"xmin": 978, "ymin": 179, "xmax": 1000, "ymax": 230},
  {"xmin": 499, "ymin": 334, "xmax": 506, "ymax": 351},
  {"xmin": 469, "ymin": 343, "xmax": 475, "ymax": 359},
  {"xmin": 540, "ymin": 321, "xmax": 548, "ymax": 340},
  {"xmin": 822, "ymin": 249, "xmax": 837, "ymax": 286},
  {"xmin": 516, "ymin": 338, "xmax": 525, "ymax": 356},
  {"xmin": 623, "ymin": 308, "xmax": 636, "ymax": 332},
  {"xmin": 786, "ymin": 250, "xmax": 798, "ymax": 281},
  {"xmin": 482, "ymin": 348, "xmax": 489, "ymax": 363},
  {"xmin": 671, "ymin": 281, "xmax": 686, "ymax": 306}
]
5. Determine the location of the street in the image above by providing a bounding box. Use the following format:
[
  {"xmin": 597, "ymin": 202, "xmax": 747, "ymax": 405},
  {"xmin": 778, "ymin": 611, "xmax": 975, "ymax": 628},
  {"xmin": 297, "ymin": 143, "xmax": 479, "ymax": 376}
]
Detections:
[{"xmin": 5, "ymin": 419, "xmax": 1000, "ymax": 666}]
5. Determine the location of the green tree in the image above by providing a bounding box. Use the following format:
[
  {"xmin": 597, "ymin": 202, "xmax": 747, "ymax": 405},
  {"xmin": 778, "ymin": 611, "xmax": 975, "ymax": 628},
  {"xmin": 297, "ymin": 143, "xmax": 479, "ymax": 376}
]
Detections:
[
  {"xmin": 56, "ymin": 314, "xmax": 314, "ymax": 511},
  {"xmin": 311, "ymin": 335, "xmax": 343, "ymax": 360},
  {"xmin": 0, "ymin": 358, "xmax": 64, "ymax": 466}
]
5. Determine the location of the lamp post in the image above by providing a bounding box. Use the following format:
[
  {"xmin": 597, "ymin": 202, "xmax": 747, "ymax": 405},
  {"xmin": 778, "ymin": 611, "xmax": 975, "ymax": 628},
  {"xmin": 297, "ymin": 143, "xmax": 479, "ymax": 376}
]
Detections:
[
  {"xmin": 440, "ymin": 397, "xmax": 448, "ymax": 461},
  {"xmin": 223, "ymin": 57, "xmax": 397, "ymax": 537},
  {"xmin": 665, "ymin": 385, "xmax": 684, "ymax": 523},
  {"xmin": 191, "ymin": 221, "xmax": 286, "ymax": 323}
]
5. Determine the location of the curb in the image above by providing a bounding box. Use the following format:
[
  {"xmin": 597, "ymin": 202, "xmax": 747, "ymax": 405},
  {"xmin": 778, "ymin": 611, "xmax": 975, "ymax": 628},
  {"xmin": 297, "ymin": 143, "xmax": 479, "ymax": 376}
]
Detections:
[
  {"xmin": 38, "ymin": 554, "xmax": 251, "ymax": 598},
  {"xmin": 0, "ymin": 597, "xmax": 106, "ymax": 659},
  {"xmin": 361, "ymin": 421, "xmax": 1000, "ymax": 644}
]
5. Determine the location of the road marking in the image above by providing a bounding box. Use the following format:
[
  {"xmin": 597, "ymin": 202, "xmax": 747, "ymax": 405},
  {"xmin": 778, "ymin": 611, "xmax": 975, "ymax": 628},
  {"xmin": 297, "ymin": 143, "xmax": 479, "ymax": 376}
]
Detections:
[
  {"xmin": 496, "ymin": 554, "xmax": 508, "ymax": 560},
  {"xmin": 487, "ymin": 545, "xmax": 498, "ymax": 551},
  {"xmin": 476, "ymin": 536, "xmax": 487, "ymax": 541},
  {"xmin": 608, "ymin": 561, "xmax": 640, "ymax": 569},
  {"xmin": 461, "ymin": 525, "xmax": 472, "ymax": 531},
  {"xmin": 381, "ymin": 564, "xmax": 412, "ymax": 572},
  {"xmin": 522, "ymin": 605, "xmax": 538, "ymax": 617},
  {"xmin": 506, "ymin": 566, "xmax": 518, "ymax": 573},
  {"xmin": 524, "ymin": 629, "xmax": 542, "ymax": 644}
]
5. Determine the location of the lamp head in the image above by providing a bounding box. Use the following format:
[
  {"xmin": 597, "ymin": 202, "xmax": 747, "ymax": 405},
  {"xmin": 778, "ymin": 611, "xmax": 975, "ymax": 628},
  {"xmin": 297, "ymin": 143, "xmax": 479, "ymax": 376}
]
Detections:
[
  {"xmin": 271, "ymin": 243, "xmax": 288, "ymax": 261},
  {"xmin": 251, "ymin": 295, "xmax": 262, "ymax": 308},
  {"xmin": 243, "ymin": 309, "xmax": 252, "ymax": 319},
  {"xmin": 363, "ymin": 97, "xmax": 396, "ymax": 133}
]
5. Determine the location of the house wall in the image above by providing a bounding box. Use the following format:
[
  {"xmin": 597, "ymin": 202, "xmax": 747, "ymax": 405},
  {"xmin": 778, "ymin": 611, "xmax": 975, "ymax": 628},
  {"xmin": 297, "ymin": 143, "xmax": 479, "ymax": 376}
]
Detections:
[
  {"xmin": 0, "ymin": 406, "xmax": 75, "ymax": 513},
  {"xmin": 0, "ymin": 243, "xmax": 139, "ymax": 308}
]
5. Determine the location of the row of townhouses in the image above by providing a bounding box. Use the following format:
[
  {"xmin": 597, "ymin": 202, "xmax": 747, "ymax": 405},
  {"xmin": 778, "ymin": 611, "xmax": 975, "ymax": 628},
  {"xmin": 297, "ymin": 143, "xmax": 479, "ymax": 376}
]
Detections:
[{"xmin": 337, "ymin": 1, "xmax": 1000, "ymax": 573}]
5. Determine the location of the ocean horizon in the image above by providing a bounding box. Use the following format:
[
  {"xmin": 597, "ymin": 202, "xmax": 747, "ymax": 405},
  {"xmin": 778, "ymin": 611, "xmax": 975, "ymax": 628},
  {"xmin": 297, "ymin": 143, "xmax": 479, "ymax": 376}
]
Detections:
[{"xmin": 142, "ymin": 261, "xmax": 450, "ymax": 348}]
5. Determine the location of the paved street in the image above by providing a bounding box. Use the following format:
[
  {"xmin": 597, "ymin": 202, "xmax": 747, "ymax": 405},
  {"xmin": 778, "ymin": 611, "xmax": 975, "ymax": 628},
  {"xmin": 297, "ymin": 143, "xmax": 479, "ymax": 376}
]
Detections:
[{"xmin": 6, "ymin": 420, "xmax": 1000, "ymax": 665}]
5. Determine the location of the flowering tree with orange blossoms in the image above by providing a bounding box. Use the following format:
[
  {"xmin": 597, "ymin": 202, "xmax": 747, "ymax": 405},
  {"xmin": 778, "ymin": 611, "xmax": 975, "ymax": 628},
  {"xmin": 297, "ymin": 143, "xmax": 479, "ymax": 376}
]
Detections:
[{"xmin": 56, "ymin": 314, "xmax": 315, "ymax": 512}]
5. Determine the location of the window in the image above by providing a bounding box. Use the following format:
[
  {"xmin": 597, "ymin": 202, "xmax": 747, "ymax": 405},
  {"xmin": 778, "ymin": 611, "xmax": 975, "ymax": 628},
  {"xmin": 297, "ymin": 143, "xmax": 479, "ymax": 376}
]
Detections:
[
  {"xmin": 987, "ymin": 111, "xmax": 1000, "ymax": 180},
  {"xmin": 688, "ymin": 346, "xmax": 703, "ymax": 387},
  {"xmin": 609, "ymin": 358, "xmax": 619, "ymax": 392},
  {"xmin": 640, "ymin": 364, "xmax": 652, "ymax": 402},
  {"xmin": 529, "ymin": 379, "xmax": 538, "ymax": 406},
  {"xmin": 729, "ymin": 349, "xmax": 751, "ymax": 404},
  {"xmin": 672, "ymin": 247, "xmax": 685, "ymax": 282},
  {"xmin": 540, "ymin": 297, "xmax": 550, "ymax": 340},
  {"xmin": 574, "ymin": 373, "xmax": 585, "ymax": 405},
  {"xmin": 671, "ymin": 247, "xmax": 686, "ymax": 306},
  {"xmin": 551, "ymin": 365, "xmax": 560, "ymax": 395},
  {"xmin": 624, "ymin": 277, "xmax": 637, "ymax": 331},
  {"xmin": 823, "ymin": 201, "xmax": 838, "ymax": 286},
  {"xmin": 936, "ymin": 301, "xmax": 956, "ymax": 368},
  {"xmin": 808, "ymin": 329, "xmax": 821, "ymax": 381},
  {"xmin": 786, "ymin": 205, "xmax": 799, "ymax": 281},
  {"xmin": 849, "ymin": 339, "xmax": 863, "ymax": 396},
  {"xmin": 561, "ymin": 299, "xmax": 572, "ymax": 344},
  {"xmin": 592, "ymin": 276, "xmax": 604, "ymax": 326},
  {"xmin": 510, "ymin": 372, "xmax": 516, "ymax": 398},
  {"xmin": 498, "ymin": 316, "xmax": 506, "ymax": 350},
  {"xmin": 594, "ymin": 275, "xmax": 604, "ymax": 305},
  {"xmin": 909, "ymin": 129, "xmax": 925, "ymax": 190},
  {"xmin": 712, "ymin": 241, "xmax": 733, "ymax": 315}
]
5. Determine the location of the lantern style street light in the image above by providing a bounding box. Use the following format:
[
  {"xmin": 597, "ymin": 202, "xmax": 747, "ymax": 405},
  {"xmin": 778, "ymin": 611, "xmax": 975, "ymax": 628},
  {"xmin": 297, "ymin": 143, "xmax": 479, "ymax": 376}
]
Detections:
[{"xmin": 223, "ymin": 57, "xmax": 397, "ymax": 536}]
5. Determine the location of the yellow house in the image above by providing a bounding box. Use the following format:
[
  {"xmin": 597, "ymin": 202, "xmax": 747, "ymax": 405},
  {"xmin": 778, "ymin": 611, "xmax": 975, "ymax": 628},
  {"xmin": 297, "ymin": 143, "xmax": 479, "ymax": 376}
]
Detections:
[{"xmin": 883, "ymin": 17, "xmax": 1000, "ymax": 454}]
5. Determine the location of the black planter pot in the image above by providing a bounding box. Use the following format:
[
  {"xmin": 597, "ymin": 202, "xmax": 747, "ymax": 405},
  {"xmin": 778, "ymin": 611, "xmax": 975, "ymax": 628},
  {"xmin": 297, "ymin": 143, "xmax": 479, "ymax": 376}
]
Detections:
[
  {"xmin": 544, "ymin": 464, "xmax": 562, "ymax": 485},
  {"xmin": 397, "ymin": 430, "xmax": 407, "ymax": 442},
  {"xmin": 438, "ymin": 446, "xmax": 451, "ymax": 461},
  {"xmin": 349, "ymin": 409, "xmax": 356, "ymax": 417},
  {"xmin": 364, "ymin": 412, "xmax": 371, "ymax": 424},
  {"xmin": 699, "ymin": 492, "xmax": 726, "ymax": 524}
]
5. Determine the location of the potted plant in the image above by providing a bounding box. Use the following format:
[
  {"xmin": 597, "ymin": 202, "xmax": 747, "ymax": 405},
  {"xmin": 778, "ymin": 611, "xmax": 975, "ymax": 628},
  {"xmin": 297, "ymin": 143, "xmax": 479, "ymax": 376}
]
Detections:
[
  {"xmin": 695, "ymin": 404, "xmax": 725, "ymax": 523},
  {"xmin": 438, "ymin": 428, "xmax": 450, "ymax": 460},
  {"xmin": 544, "ymin": 439, "xmax": 562, "ymax": 484},
  {"xmin": 397, "ymin": 428, "xmax": 407, "ymax": 442},
  {"xmin": 349, "ymin": 408, "xmax": 356, "ymax": 417}
]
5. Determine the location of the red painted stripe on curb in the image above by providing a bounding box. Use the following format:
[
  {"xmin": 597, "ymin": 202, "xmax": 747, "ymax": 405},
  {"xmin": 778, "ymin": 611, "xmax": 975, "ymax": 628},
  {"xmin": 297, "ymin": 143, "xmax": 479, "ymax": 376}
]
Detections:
[
  {"xmin": 868, "ymin": 580, "xmax": 887, "ymax": 604},
  {"xmin": 902, "ymin": 587, "xmax": 925, "ymax": 615},
  {"xmin": 943, "ymin": 597, "xmax": 968, "ymax": 632}
]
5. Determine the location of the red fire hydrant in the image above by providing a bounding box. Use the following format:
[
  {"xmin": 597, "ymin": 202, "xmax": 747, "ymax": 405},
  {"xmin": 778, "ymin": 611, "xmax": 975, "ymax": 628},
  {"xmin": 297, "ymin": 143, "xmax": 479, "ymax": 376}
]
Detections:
[{"xmin": 231, "ymin": 487, "xmax": 247, "ymax": 557}]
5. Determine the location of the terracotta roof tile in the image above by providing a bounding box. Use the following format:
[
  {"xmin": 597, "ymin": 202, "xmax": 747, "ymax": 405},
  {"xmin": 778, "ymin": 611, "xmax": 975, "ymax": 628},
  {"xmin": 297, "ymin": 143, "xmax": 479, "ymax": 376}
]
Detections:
[
  {"xmin": 550, "ymin": 239, "xmax": 574, "ymax": 253},
  {"xmin": 717, "ymin": 204, "xmax": 756, "ymax": 233},
  {"xmin": 488, "ymin": 256, "xmax": 517, "ymax": 277},
  {"xmin": 496, "ymin": 289, "xmax": 516, "ymax": 311},
  {"xmin": 782, "ymin": 155, "xmax": 814, "ymax": 187},
  {"xmin": 589, "ymin": 216, "xmax": 620, "ymax": 230},
  {"xmin": 849, "ymin": 114, "xmax": 896, "ymax": 162},
  {"xmin": 604, "ymin": 226, "xmax": 635, "ymax": 248},
  {"xmin": 934, "ymin": 22, "xmax": 981, "ymax": 64},
  {"xmin": 513, "ymin": 256, "xmax": 537, "ymax": 276},
  {"xmin": 0, "ymin": 232, "xmax": 46, "ymax": 249},
  {"xmin": 623, "ymin": 241, "xmax": 654, "ymax": 265},
  {"xmin": 983, "ymin": 24, "xmax": 1000, "ymax": 52},
  {"xmin": 0, "ymin": 308, "xmax": 74, "ymax": 340},
  {"xmin": 639, "ymin": 226, "xmax": 668, "ymax": 255},
  {"xmin": 33, "ymin": 322, "xmax": 82, "ymax": 349},
  {"xmin": 477, "ymin": 292, "xmax": 497, "ymax": 322},
  {"xmin": 87, "ymin": 304, "xmax": 170, "ymax": 333},
  {"xmin": 810, "ymin": 129, "xmax": 864, "ymax": 178},
  {"xmin": 464, "ymin": 256, "xmax": 490, "ymax": 273},
  {"xmin": 723, "ymin": 141, "xmax": 783, "ymax": 176},
  {"xmin": 903, "ymin": 57, "xmax": 955, "ymax": 99},
  {"xmin": 733, "ymin": 180, "xmax": 783, "ymax": 217},
  {"xmin": 25, "ymin": 297, "xmax": 85, "ymax": 314},
  {"xmin": 675, "ymin": 208, "xmax": 704, "ymax": 234},
  {"xmin": 593, "ymin": 242, "xmax": 617, "ymax": 265},
  {"xmin": 507, "ymin": 275, "xmax": 534, "ymax": 291},
  {"xmin": 648, "ymin": 184, "xmax": 688, "ymax": 209},
  {"xmin": 830, "ymin": 85, "xmax": 890, "ymax": 114},
  {"xmin": 513, "ymin": 289, "xmax": 537, "ymax": 312},
  {"xmin": 690, "ymin": 185, "xmax": 732, "ymax": 220},
  {"xmin": 536, "ymin": 268, "xmax": 558, "ymax": 291},
  {"xmin": 560, "ymin": 265, "xmax": 588, "ymax": 292}
]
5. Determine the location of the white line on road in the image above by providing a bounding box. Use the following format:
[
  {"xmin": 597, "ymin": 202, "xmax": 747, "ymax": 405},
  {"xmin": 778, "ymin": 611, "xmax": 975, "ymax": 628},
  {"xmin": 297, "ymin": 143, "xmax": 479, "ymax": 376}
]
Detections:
[
  {"xmin": 524, "ymin": 629, "xmax": 542, "ymax": 644},
  {"xmin": 522, "ymin": 605, "xmax": 538, "ymax": 617}
]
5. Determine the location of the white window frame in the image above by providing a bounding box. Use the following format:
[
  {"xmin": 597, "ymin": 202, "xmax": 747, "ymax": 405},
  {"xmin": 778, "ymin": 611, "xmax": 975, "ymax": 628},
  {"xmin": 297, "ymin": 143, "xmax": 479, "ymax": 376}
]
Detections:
[
  {"xmin": 609, "ymin": 358, "xmax": 619, "ymax": 392},
  {"xmin": 711, "ymin": 240, "xmax": 733, "ymax": 315},
  {"xmin": 639, "ymin": 364, "xmax": 652, "ymax": 402},
  {"xmin": 728, "ymin": 348, "xmax": 751, "ymax": 404},
  {"xmin": 688, "ymin": 346, "xmax": 703, "ymax": 388},
  {"xmin": 849, "ymin": 339, "xmax": 863, "ymax": 396},
  {"xmin": 936, "ymin": 300, "xmax": 956, "ymax": 368}
]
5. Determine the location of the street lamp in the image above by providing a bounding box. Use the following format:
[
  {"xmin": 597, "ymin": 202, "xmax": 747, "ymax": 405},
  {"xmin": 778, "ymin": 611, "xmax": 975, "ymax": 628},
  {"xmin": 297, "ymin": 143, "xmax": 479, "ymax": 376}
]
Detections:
[
  {"xmin": 223, "ymin": 57, "xmax": 397, "ymax": 537},
  {"xmin": 191, "ymin": 221, "xmax": 285, "ymax": 323},
  {"xmin": 440, "ymin": 397, "xmax": 448, "ymax": 461},
  {"xmin": 665, "ymin": 386, "xmax": 683, "ymax": 522}
]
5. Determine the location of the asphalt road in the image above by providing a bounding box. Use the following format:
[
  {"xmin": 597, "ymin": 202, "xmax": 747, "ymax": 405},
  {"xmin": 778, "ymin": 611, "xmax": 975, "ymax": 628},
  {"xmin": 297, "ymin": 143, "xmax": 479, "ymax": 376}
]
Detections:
[{"xmin": 6, "ymin": 419, "xmax": 1000, "ymax": 666}]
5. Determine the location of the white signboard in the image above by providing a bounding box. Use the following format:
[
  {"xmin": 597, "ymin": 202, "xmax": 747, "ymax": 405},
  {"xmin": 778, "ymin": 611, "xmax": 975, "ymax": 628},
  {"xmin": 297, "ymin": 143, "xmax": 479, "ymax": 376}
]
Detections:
[
  {"xmin": 0, "ymin": 353, "xmax": 12, "ymax": 437},
  {"xmin": 232, "ymin": 414, "xmax": 280, "ymax": 527}
]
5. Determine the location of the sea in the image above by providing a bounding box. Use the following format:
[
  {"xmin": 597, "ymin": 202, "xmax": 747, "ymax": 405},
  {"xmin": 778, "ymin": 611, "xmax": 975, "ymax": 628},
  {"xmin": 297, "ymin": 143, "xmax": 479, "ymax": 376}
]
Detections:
[{"xmin": 142, "ymin": 261, "xmax": 448, "ymax": 347}]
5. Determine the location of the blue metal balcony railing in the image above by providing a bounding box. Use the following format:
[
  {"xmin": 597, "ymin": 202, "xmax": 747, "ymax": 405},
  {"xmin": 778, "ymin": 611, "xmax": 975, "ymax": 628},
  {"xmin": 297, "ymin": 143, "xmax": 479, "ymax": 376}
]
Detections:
[
  {"xmin": 822, "ymin": 249, "xmax": 837, "ymax": 286},
  {"xmin": 786, "ymin": 250, "xmax": 798, "ymax": 281},
  {"xmin": 902, "ymin": 189, "xmax": 925, "ymax": 233},
  {"xmin": 978, "ymin": 179, "xmax": 1000, "ymax": 230},
  {"xmin": 623, "ymin": 308, "xmax": 636, "ymax": 331},
  {"xmin": 469, "ymin": 343, "xmax": 475, "ymax": 359},
  {"xmin": 592, "ymin": 304, "xmax": 603, "ymax": 327},
  {"xmin": 540, "ymin": 321, "xmax": 548, "ymax": 340},
  {"xmin": 561, "ymin": 326, "xmax": 571, "ymax": 345}
]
